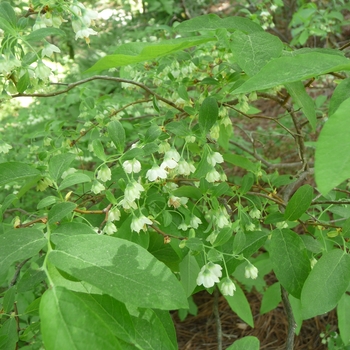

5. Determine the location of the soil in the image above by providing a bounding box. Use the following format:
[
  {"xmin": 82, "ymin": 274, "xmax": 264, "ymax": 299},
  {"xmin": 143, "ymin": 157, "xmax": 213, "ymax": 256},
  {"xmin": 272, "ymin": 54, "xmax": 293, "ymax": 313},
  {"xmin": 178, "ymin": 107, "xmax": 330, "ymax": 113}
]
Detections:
[{"xmin": 173, "ymin": 286, "xmax": 337, "ymax": 350}]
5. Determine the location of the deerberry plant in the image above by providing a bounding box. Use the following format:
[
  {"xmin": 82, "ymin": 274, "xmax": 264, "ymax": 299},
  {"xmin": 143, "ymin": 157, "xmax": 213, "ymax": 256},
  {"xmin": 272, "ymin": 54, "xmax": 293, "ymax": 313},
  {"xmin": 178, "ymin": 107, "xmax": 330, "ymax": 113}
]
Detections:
[{"xmin": 1, "ymin": 1, "xmax": 350, "ymax": 349}]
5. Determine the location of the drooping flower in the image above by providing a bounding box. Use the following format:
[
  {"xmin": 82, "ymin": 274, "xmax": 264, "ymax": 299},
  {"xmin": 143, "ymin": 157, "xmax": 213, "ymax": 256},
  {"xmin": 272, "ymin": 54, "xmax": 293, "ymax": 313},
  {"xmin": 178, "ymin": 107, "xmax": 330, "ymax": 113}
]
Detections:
[
  {"xmin": 249, "ymin": 208, "xmax": 261, "ymax": 219},
  {"xmin": 161, "ymin": 148, "xmax": 181, "ymax": 169},
  {"xmin": 216, "ymin": 207, "xmax": 230, "ymax": 228},
  {"xmin": 0, "ymin": 140, "xmax": 12, "ymax": 154},
  {"xmin": 42, "ymin": 43, "xmax": 61, "ymax": 58},
  {"xmin": 108, "ymin": 207, "xmax": 121, "ymax": 222},
  {"xmin": 196, "ymin": 262, "xmax": 222, "ymax": 288},
  {"xmin": 97, "ymin": 164, "xmax": 111, "ymax": 182},
  {"xmin": 122, "ymin": 158, "xmax": 141, "ymax": 174},
  {"xmin": 177, "ymin": 159, "xmax": 196, "ymax": 176},
  {"xmin": 131, "ymin": 214, "xmax": 152, "ymax": 233},
  {"xmin": 205, "ymin": 168, "xmax": 221, "ymax": 183},
  {"xmin": 167, "ymin": 195, "xmax": 188, "ymax": 209},
  {"xmin": 207, "ymin": 152, "xmax": 224, "ymax": 166},
  {"xmin": 81, "ymin": 8, "xmax": 98, "ymax": 27},
  {"xmin": 245, "ymin": 263, "xmax": 258, "ymax": 279},
  {"xmin": 220, "ymin": 277, "xmax": 236, "ymax": 296},
  {"xmin": 91, "ymin": 180, "xmax": 105, "ymax": 194},
  {"xmin": 75, "ymin": 27, "xmax": 97, "ymax": 44},
  {"xmin": 36, "ymin": 177, "xmax": 53, "ymax": 192},
  {"xmin": 35, "ymin": 61, "xmax": 51, "ymax": 80},
  {"xmin": 146, "ymin": 164, "xmax": 168, "ymax": 182},
  {"xmin": 190, "ymin": 215, "xmax": 202, "ymax": 229},
  {"xmin": 124, "ymin": 180, "xmax": 144, "ymax": 203},
  {"xmin": 103, "ymin": 221, "xmax": 117, "ymax": 235}
]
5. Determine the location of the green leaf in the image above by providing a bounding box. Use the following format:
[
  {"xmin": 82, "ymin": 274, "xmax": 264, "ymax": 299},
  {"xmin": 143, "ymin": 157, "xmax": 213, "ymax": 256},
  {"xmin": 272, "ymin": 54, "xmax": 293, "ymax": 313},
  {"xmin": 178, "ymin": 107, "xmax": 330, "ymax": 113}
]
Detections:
[
  {"xmin": 176, "ymin": 14, "xmax": 263, "ymax": 33},
  {"xmin": 315, "ymin": 97, "xmax": 350, "ymax": 195},
  {"xmin": 48, "ymin": 234, "xmax": 188, "ymax": 310},
  {"xmin": 86, "ymin": 36, "xmax": 215, "ymax": 72},
  {"xmin": 329, "ymin": 78, "xmax": 350, "ymax": 116},
  {"xmin": 37, "ymin": 196, "xmax": 58, "ymax": 209},
  {"xmin": 3, "ymin": 286, "xmax": 16, "ymax": 313},
  {"xmin": 48, "ymin": 202, "xmax": 77, "ymax": 225},
  {"xmin": 49, "ymin": 153, "xmax": 76, "ymax": 182},
  {"xmin": 0, "ymin": 162, "xmax": 40, "ymax": 186},
  {"xmin": 53, "ymin": 222, "xmax": 97, "ymax": 236},
  {"xmin": 233, "ymin": 52, "xmax": 350, "ymax": 95},
  {"xmin": 284, "ymin": 184, "xmax": 313, "ymax": 221},
  {"xmin": 107, "ymin": 120, "xmax": 125, "ymax": 153},
  {"xmin": 179, "ymin": 253, "xmax": 200, "ymax": 297},
  {"xmin": 226, "ymin": 336, "xmax": 260, "ymax": 350},
  {"xmin": 260, "ymin": 282, "xmax": 281, "ymax": 314},
  {"xmin": 166, "ymin": 120, "xmax": 190, "ymax": 137},
  {"xmin": 92, "ymin": 139, "xmax": 106, "ymax": 161},
  {"xmin": 338, "ymin": 294, "xmax": 350, "ymax": 345},
  {"xmin": 198, "ymin": 97, "xmax": 218, "ymax": 133},
  {"xmin": 131, "ymin": 309, "xmax": 177, "ymax": 350},
  {"xmin": 301, "ymin": 249, "xmax": 350, "ymax": 319},
  {"xmin": 58, "ymin": 173, "xmax": 91, "ymax": 191},
  {"xmin": 16, "ymin": 70, "xmax": 30, "ymax": 93},
  {"xmin": 225, "ymin": 283, "xmax": 254, "ymax": 327},
  {"xmin": 40, "ymin": 287, "xmax": 123, "ymax": 350},
  {"xmin": 23, "ymin": 27, "xmax": 65, "ymax": 43},
  {"xmin": 0, "ymin": 228, "xmax": 46, "ymax": 272},
  {"xmin": 0, "ymin": 2, "xmax": 16, "ymax": 25},
  {"xmin": 231, "ymin": 31, "xmax": 283, "ymax": 76},
  {"xmin": 239, "ymin": 173, "xmax": 255, "ymax": 194},
  {"xmin": 269, "ymin": 229, "xmax": 311, "ymax": 298},
  {"xmin": 0, "ymin": 318, "xmax": 18, "ymax": 350},
  {"xmin": 285, "ymin": 81, "xmax": 316, "ymax": 130},
  {"xmin": 173, "ymin": 185, "xmax": 202, "ymax": 200},
  {"xmin": 223, "ymin": 154, "xmax": 256, "ymax": 172}
]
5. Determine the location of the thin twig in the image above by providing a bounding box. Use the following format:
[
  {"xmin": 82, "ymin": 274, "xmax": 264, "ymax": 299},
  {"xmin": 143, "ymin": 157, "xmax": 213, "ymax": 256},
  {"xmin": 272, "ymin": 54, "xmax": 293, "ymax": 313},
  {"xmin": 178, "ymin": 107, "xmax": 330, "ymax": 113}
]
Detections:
[
  {"xmin": 11, "ymin": 75, "xmax": 186, "ymax": 114},
  {"xmin": 229, "ymin": 140, "xmax": 303, "ymax": 169},
  {"xmin": 213, "ymin": 287, "xmax": 223, "ymax": 350},
  {"xmin": 9, "ymin": 258, "xmax": 31, "ymax": 287}
]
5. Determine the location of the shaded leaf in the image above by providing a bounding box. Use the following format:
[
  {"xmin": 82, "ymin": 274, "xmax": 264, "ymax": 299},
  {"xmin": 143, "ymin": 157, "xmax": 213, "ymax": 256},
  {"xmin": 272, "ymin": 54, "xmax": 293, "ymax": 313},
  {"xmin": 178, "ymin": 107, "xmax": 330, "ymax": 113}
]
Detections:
[
  {"xmin": 315, "ymin": 97, "xmax": 350, "ymax": 195},
  {"xmin": 49, "ymin": 234, "xmax": 188, "ymax": 310},
  {"xmin": 0, "ymin": 162, "xmax": 40, "ymax": 186},
  {"xmin": 198, "ymin": 97, "xmax": 218, "ymax": 133},
  {"xmin": 49, "ymin": 153, "xmax": 76, "ymax": 182},
  {"xmin": 48, "ymin": 202, "xmax": 77, "ymax": 225},
  {"xmin": 284, "ymin": 184, "xmax": 313, "ymax": 221},
  {"xmin": 301, "ymin": 249, "xmax": 350, "ymax": 319}
]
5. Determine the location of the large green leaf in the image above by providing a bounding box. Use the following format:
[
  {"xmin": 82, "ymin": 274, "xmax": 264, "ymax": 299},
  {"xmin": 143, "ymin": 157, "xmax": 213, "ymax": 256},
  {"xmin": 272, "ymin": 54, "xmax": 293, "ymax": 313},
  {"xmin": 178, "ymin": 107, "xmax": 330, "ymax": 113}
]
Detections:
[
  {"xmin": 284, "ymin": 184, "xmax": 313, "ymax": 221},
  {"xmin": 0, "ymin": 162, "xmax": 40, "ymax": 186},
  {"xmin": 260, "ymin": 282, "xmax": 281, "ymax": 314},
  {"xmin": 86, "ymin": 36, "xmax": 214, "ymax": 72},
  {"xmin": 329, "ymin": 78, "xmax": 350, "ymax": 116},
  {"xmin": 198, "ymin": 97, "xmax": 218, "ymax": 133},
  {"xmin": 338, "ymin": 294, "xmax": 350, "ymax": 345},
  {"xmin": 40, "ymin": 287, "xmax": 123, "ymax": 350},
  {"xmin": 49, "ymin": 153, "xmax": 76, "ymax": 182},
  {"xmin": 231, "ymin": 31, "xmax": 283, "ymax": 76},
  {"xmin": 269, "ymin": 229, "xmax": 311, "ymax": 298},
  {"xmin": 179, "ymin": 253, "xmax": 200, "ymax": 297},
  {"xmin": 225, "ymin": 283, "xmax": 254, "ymax": 327},
  {"xmin": 0, "ymin": 318, "xmax": 17, "ymax": 350},
  {"xmin": 176, "ymin": 14, "xmax": 263, "ymax": 33},
  {"xmin": 233, "ymin": 52, "xmax": 350, "ymax": 95},
  {"xmin": 301, "ymin": 249, "xmax": 350, "ymax": 319},
  {"xmin": 58, "ymin": 173, "xmax": 91, "ymax": 191},
  {"xmin": 285, "ymin": 81, "xmax": 316, "ymax": 130},
  {"xmin": 131, "ymin": 309, "xmax": 177, "ymax": 350},
  {"xmin": 23, "ymin": 27, "xmax": 65, "ymax": 43},
  {"xmin": 315, "ymin": 97, "xmax": 350, "ymax": 195},
  {"xmin": 0, "ymin": 228, "xmax": 46, "ymax": 272},
  {"xmin": 107, "ymin": 120, "xmax": 125, "ymax": 153},
  {"xmin": 48, "ymin": 234, "xmax": 188, "ymax": 310},
  {"xmin": 48, "ymin": 202, "xmax": 77, "ymax": 225}
]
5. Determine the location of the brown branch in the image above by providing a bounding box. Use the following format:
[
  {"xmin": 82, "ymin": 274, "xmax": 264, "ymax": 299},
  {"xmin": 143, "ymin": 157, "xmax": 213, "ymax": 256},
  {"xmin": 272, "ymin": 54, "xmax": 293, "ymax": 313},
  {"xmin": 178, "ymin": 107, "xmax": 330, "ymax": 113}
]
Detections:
[
  {"xmin": 214, "ymin": 286, "xmax": 223, "ymax": 350},
  {"xmin": 229, "ymin": 140, "xmax": 303, "ymax": 170},
  {"xmin": 9, "ymin": 258, "xmax": 31, "ymax": 287},
  {"xmin": 281, "ymin": 286, "xmax": 296, "ymax": 350},
  {"xmin": 150, "ymin": 224, "xmax": 186, "ymax": 240},
  {"xmin": 11, "ymin": 76, "xmax": 186, "ymax": 114}
]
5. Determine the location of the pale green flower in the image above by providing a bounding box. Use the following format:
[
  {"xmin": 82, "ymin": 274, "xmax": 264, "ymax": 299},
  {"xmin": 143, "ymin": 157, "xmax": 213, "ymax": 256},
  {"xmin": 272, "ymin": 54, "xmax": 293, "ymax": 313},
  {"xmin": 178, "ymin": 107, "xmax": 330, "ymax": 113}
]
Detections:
[
  {"xmin": 131, "ymin": 215, "xmax": 152, "ymax": 233},
  {"xmin": 91, "ymin": 180, "xmax": 105, "ymax": 194},
  {"xmin": 103, "ymin": 221, "xmax": 117, "ymax": 235},
  {"xmin": 0, "ymin": 140, "xmax": 12, "ymax": 154},
  {"xmin": 146, "ymin": 165, "xmax": 167, "ymax": 181},
  {"xmin": 245, "ymin": 263, "xmax": 258, "ymax": 279},
  {"xmin": 122, "ymin": 159, "xmax": 141, "ymax": 174},
  {"xmin": 220, "ymin": 278, "xmax": 236, "ymax": 296},
  {"xmin": 97, "ymin": 164, "xmax": 111, "ymax": 182},
  {"xmin": 42, "ymin": 43, "xmax": 61, "ymax": 58},
  {"xmin": 196, "ymin": 262, "xmax": 222, "ymax": 288}
]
